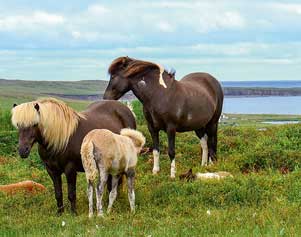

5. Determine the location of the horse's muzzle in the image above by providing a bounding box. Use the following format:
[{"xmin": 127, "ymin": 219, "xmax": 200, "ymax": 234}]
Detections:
[{"xmin": 18, "ymin": 146, "xmax": 30, "ymax": 158}]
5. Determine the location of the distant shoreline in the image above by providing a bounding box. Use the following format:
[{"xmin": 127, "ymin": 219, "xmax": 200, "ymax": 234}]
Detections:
[{"xmin": 2, "ymin": 78, "xmax": 301, "ymax": 101}]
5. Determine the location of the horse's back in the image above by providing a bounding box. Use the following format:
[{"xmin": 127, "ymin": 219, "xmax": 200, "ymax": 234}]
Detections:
[
  {"xmin": 84, "ymin": 100, "xmax": 136, "ymax": 132},
  {"xmin": 180, "ymin": 73, "xmax": 222, "ymax": 95}
]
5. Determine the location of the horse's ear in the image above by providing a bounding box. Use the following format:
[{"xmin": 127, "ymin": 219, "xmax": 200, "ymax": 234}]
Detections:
[
  {"xmin": 13, "ymin": 103, "xmax": 17, "ymax": 108},
  {"xmin": 34, "ymin": 103, "xmax": 40, "ymax": 112}
]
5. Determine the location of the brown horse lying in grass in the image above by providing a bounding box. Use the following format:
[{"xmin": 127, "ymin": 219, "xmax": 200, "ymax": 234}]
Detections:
[
  {"xmin": 11, "ymin": 97, "xmax": 136, "ymax": 215},
  {"xmin": 81, "ymin": 128, "xmax": 145, "ymax": 217}
]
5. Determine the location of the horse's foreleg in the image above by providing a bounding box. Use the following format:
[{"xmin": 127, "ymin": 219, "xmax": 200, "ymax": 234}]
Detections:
[
  {"xmin": 167, "ymin": 128, "xmax": 176, "ymax": 178},
  {"xmin": 148, "ymin": 126, "xmax": 160, "ymax": 174},
  {"xmin": 65, "ymin": 167, "xmax": 77, "ymax": 215},
  {"xmin": 126, "ymin": 168, "xmax": 136, "ymax": 213},
  {"xmin": 46, "ymin": 166, "xmax": 64, "ymax": 215},
  {"xmin": 107, "ymin": 175, "xmax": 119, "ymax": 214}
]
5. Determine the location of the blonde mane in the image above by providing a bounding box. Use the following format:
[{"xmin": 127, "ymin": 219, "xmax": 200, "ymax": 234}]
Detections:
[{"xmin": 12, "ymin": 97, "xmax": 85, "ymax": 152}]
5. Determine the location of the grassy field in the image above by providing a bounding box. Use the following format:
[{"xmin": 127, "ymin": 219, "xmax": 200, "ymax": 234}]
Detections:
[{"xmin": 1, "ymin": 97, "xmax": 301, "ymax": 236}]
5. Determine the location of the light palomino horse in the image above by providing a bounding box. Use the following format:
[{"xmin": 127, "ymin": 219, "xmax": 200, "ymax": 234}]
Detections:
[
  {"xmin": 103, "ymin": 57, "xmax": 223, "ymax": 178},
  {"xmin": 80, "ymin": 128, "xmax": 145, "ymax": 217},
  {"xmin": 11, "ymin": 97, "xmax": 136, "ymax": 215}
]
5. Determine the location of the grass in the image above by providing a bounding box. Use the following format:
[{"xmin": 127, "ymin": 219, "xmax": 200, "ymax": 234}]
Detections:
[{"xmin": 1, "ymin": 97, "xmax": 301, "ymax": 236}]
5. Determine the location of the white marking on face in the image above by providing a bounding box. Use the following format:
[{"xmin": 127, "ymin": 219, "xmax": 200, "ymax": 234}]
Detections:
[
  {"xmin": 200, "ymin": 134, "xmax": 208, "ymax": 166},
  {"xmin": 155, "ymin": 63, "xmax": 167, "ymax": 88},
  {"xmin": 152, "ymin": 149, "xmax": 160, "ymax": 174},
  {"xmin": 170, "ymin": 159, "xmax": 176, "ymax": 178}
]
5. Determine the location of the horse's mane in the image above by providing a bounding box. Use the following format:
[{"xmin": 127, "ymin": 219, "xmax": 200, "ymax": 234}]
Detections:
[
  {"xmin": 108, "ymin": 56, "xmax": 175, "ymax": 78},
  {"xmin": 12, "ymin": 97, "xmax": 85, "ymax": 152}
]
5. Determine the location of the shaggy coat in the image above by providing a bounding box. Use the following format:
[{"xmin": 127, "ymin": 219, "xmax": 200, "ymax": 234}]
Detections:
[{"xmin": 80, "ymin": 128, "xmax": 145, "ymax": 217}]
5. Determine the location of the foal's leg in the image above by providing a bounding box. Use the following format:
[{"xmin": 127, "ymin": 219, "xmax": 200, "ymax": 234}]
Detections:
[
  {"xmin": 126, "ymin": 168, "xmax": 136, "ymax": 213},
  {"xmin": 87, "ymin": 180, "xmax": 94, "ymax": 218},
  {"xmin": 167, "ymin": 128, "xmax": 176, "ymax": 178},
  {"xmin": 95, "ymin": 169, "xmax": 108, "ymax": 217},
  {"xmin": 107, "ymin": 175, "xmax": 120, "ymax": 214},
  {"xmin": 46, "ymin": 166, "xmax": 64, "ymax": 215}
]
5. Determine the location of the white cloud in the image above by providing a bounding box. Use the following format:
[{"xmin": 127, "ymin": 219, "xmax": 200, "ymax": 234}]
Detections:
[
  {"xmin": 0, "ymin": 11, "xmax": 64, "ymax": 31},
  {"xmin": 87, "ymin": 4, "xmax": 110, "ymax": 15},
  {"xmin": 198, "ymin": 11, "xmax": 245, "ymax": 33},
  {"xmin": 157, "ymin": 21, "xmax": 175, "ymax": 33},
  {"xmin": 270, "ymin": 3, "xmax": 301, "ymax": 15}
]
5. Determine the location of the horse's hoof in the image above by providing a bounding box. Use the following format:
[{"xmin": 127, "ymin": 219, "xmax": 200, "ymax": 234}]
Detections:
[
  {"xmin": 152, "ymin": 169, "xmax": 160, "ymax": 175},
  {"xmin": 71, "ymin": 210, "xmax": 78, "ymax": 216},
  {"xmin": 97, "ymin": 212, "xmax": 104, "ymax": 218},
  {"xmin": 170, "ymin": 174, "xmax": 176, "ymax": 179},
  {"xmin": 56, "ymin": 206, "xmax": 64, "ymax": 216},
  {"xmin": 88, "ymin": 213, "xmax": 93, "ymax": 218}
]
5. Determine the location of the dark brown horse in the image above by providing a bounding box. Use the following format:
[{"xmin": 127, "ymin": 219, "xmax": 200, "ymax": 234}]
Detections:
[
  {"xmin": 11, "ymin": 98, "xmax": 136, "ymax": 215},
  {"xmin": 103, "ymin": 57, "xmax": 223, "ymax": 178}
]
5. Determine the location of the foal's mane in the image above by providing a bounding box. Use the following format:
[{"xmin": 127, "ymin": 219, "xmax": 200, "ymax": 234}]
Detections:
[{"xmin": 12, "ymin": 97, "xmax": 85, "ymax": 152}]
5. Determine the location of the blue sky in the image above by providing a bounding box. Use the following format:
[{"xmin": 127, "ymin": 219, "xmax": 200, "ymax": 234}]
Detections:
[{"xmin": 0, "ymin": 0, "xmax": 300, "ymax": 81}]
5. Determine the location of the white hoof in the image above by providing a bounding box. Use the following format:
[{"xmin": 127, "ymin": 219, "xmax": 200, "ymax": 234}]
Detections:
[{"xmin": 152, "ymin": 168, "xmax": 160, "ymax": 175}]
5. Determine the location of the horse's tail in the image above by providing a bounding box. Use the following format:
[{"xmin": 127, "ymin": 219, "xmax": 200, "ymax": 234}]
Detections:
[
  {"xmin": 80, "ymin": 139, "xmax": 98, "ymax": 182},
  {"xmin": 120, "ymin": 128, "xmax": 145, "ymax": 152},
  {"xmin": 126, "ymin": 101, "xmax": 136, "ymax": 119}
]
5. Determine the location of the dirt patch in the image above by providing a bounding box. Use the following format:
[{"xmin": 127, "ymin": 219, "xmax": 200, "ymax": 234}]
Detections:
[{"xmin": 0, "ymin": 156, "xmax": 9, "ymax": 165}]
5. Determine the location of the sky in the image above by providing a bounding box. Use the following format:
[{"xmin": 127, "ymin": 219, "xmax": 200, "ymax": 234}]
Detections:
[{"xmin": 0, "ymin": 0, "xmax": 300, "ymax": 81}]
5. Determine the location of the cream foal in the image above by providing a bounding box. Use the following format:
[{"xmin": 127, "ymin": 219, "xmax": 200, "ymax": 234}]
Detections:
[{"xmin": 80, "ymin": 128, "xmax": 145, "ymax": 217}]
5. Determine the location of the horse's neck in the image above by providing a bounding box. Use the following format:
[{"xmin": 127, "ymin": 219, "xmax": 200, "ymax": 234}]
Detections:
[{"xmin": 131, "ymin": 73, "xmax": 176, "ymax": 108}]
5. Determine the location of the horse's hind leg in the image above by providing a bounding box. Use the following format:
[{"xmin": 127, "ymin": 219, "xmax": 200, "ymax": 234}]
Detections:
[
  {"xmin": 107, "ymin": 175, "xmax": 120, "ymax": 214},
  {"xmin": 205, "ymin": 122, "xmax": 218, "ymax": 162},
  {"xmin": 167, "ymin": 127, "xmax": 176, "ymax": 178},
  {"xmin": 87, "ymin": 180, "xmax": 94, "ymax": 218},
  {"xmin": 195, "ymin": 129, "xmax": 209, "ymax": 166}
]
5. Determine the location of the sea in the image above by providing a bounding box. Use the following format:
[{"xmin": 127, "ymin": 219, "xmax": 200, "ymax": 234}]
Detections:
[{"xmin": 222, "ymin": 81, "xmax": 301, "ymax": 115}]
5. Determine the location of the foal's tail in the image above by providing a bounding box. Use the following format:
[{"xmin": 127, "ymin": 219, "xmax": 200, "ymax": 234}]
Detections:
[
  {"xmin": 80, "ymin": 139, "xmax": 98, "ymax": 182},
  {"xmin": 120, "ymin": 128, "xmax": 146, "ymax": 153}
]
